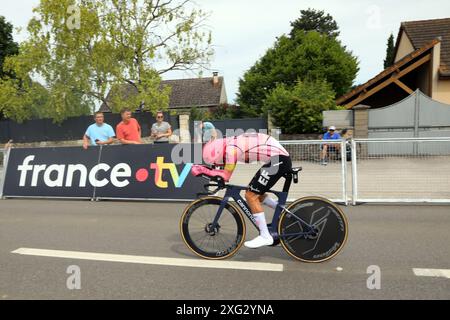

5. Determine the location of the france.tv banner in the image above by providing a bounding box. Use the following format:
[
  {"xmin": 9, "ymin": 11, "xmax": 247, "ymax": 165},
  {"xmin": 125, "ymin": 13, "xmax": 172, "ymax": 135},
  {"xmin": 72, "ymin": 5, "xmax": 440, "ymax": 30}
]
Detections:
[{"xmin": 2, "ymin": 144, "xmax": 204, "ymax": 200}]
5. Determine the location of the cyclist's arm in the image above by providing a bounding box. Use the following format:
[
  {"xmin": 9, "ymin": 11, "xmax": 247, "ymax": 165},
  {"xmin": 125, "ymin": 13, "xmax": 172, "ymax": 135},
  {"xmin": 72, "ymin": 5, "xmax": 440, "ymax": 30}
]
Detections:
[
  {"xmin": 221, "ymin": 146, "xmax": 239, "ymax": 181},
  {"xmin": 192, "ymin": 147, "xmax": 239, "ymax": 182},
  {"xmin": 119, "ymin": 138, "xmax": 142, "ymax": 145}
]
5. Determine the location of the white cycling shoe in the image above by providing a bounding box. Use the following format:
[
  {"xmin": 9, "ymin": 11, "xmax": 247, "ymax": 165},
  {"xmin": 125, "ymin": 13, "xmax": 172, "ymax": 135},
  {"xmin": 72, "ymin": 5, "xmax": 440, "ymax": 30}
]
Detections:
[{"xmin": 244, "ymin": 236, "xmax": 274, "ymax": 249}]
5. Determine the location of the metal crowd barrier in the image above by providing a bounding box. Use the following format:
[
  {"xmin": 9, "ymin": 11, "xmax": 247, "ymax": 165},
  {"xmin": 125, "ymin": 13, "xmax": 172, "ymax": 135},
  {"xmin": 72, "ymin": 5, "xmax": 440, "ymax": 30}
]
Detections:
[
  {"xmin": 280, "ymin": 140, "xmax": 348, "ymax": 205},
  {"xmin": 351, "ymin": 137, "xmax": 450, "ymax": 204},
  {"xmin": 1, "ymin": 138, "xmax": 449, "ymax": 204}
]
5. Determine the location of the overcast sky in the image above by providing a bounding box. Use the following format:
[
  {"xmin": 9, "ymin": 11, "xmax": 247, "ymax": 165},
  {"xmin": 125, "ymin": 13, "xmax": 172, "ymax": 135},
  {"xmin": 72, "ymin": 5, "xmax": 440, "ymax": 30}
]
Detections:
[{"xmin": 2, "ymin": 0, "xmax": 450, "ymax": 102}]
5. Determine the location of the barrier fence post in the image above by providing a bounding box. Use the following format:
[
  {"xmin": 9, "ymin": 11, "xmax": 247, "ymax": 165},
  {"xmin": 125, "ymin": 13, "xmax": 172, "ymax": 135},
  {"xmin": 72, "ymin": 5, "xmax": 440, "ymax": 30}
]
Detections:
[
  {"xmin": 351, "ymin": 139, "xmax": 358, "ymax": 205},
  {"xmin": 340, "ymin": 140, "xmax": 348, "ymax": 205},
  {"xmin": 347, "ymin": 137, "xmax": 450, "ymax": 203},
  {"xmin": 92, "ymin": 145, "xmax": 104, "ymax": 202},
  {"xmin": 281, "ymin": 140, "xmax": 347, "ymax": 203},
  {"xmin": 0, "ymin": 148, "xmax": 11, "ymax": 199}
]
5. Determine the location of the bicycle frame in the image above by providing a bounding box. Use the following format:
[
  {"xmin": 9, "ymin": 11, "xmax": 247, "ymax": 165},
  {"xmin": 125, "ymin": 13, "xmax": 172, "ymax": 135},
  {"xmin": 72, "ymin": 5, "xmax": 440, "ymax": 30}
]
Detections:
[{"xmin": 210, "ymin": 181, "xmax": 317, "ymax": 242}]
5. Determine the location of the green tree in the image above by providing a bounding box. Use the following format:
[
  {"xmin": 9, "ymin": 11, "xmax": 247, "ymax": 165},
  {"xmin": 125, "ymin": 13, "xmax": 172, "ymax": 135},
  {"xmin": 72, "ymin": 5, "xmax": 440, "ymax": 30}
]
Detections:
[
  {"xmin": 0, "ymin": 0, "xmax": 213, "ymax": 123},
  {"xmin": 237, "ymin": 30, "xmax": 358, "ymax": 116},
  {"xmin": 0, "ymin": 16, "xmax": 20, "ymax": 120},
  {"xmin": 384, "ymin": 33, "xmax": 395, "ymax": 69},
  {"xmin": 0, "ymin": 16, "xmax": 19, "ymax": 79},
  {"xmin": 0, "ymin": 77, "xmax": 53, "ymax": 122},
  {"xmin": 290, "ymin": 8, "xmax": 340, "ymax": 38},
  {"xmin": 190, "ymin": 106, "xmax": 208, "ymax": 121},
  {"xmin": 209, "ymin": 103, "xmax": 244, "ymax": 120},
  {"xmin": 263, "ymin": 79, "xmax": 336, "ymax": 134}
]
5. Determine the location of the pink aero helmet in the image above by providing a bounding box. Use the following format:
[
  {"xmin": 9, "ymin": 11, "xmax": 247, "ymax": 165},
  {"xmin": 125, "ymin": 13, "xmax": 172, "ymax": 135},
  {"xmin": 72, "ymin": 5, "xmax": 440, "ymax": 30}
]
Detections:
[{"xmin": 203, "ymin": 138, "xmax": 226, "ymax": 165}]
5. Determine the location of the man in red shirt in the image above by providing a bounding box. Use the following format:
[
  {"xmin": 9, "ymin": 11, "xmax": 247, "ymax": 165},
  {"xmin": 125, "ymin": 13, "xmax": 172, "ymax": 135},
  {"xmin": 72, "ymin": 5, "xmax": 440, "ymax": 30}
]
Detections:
[{"xmin": 116, "ymin": 108, "xmax": 142, "ymax": 144}]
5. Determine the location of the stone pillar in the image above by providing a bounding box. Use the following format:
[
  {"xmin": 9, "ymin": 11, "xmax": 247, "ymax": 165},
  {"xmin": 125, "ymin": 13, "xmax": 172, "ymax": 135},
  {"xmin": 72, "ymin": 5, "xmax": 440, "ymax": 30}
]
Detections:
[
  {"xmin": 353, "ymin": 104, "xmax": 370, "ymax": 158},
  {"xmin": 178, "ymin": 114, "xmax": 191, "ymax": 143},
  {"xmin": 353, "ymin": 105, "xmax": 370, "ymax": 138}
]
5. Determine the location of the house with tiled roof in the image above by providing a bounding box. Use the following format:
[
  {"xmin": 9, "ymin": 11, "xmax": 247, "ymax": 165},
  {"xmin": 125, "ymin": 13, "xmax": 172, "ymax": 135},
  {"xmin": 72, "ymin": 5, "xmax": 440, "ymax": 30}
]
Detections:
[
  {"xmin": 99, "ymin": 72, "xmax": 228, "ymax": 113},
  {"xmin": 337, "ymin": 18, "xmax": 450, "ymax": 109}
]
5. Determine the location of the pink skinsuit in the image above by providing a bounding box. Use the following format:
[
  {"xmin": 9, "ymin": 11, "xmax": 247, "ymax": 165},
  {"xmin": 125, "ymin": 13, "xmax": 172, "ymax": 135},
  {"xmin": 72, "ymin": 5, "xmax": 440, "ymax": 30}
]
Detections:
[{"xmin": 225, "ymin": 133, "xmax": 289, "ymax": 164}]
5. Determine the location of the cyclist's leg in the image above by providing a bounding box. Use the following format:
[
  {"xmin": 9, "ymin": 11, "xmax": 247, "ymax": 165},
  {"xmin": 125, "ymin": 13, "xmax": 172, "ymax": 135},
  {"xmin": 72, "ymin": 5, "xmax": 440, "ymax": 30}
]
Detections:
[
  {"xmin": 246, "ymin": 157, "xmax": 289, "ymax": 213},
  {"xmin": 244, "ymin": 190, "xmax": 273, "ymax": 248},
  {"xmin": 245, "ymin": 191, "xmax": 265, "ymax": 216},
  {"xmin": 247, "ymin": 155, "xmax": 292, "ymax": 200},
  {"xmin": 244, "ymin": 156, "xmax": 292, "ymax": 248},
  {"xmin": 260, "ymin": 194, "xmax": 278, "ymax": 209},
  {"xmin": 256, "ymin": 194, "xmax": 280, "ymax": 209}
]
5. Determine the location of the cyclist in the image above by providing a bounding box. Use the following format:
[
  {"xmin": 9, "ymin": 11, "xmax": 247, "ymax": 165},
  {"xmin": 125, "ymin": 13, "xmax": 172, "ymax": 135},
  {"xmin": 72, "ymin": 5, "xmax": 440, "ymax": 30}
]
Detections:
[{"xmin": 191, "ymin": 133, "xmax": 292, "ymax": 249}]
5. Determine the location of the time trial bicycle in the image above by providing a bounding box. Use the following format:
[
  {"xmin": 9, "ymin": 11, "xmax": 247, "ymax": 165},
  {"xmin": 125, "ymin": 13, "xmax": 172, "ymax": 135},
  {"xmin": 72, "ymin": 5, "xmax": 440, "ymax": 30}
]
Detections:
[{"xmin": 180, "ymin": 166, "xmax": 348, "ymax": 262}]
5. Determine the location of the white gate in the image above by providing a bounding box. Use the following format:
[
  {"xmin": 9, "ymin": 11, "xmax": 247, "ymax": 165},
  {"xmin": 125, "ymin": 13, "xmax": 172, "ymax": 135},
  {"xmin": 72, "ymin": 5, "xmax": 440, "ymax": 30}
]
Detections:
[{"xmin": 351, "ymin": 137, "xmax": 450, "ymax": 204}]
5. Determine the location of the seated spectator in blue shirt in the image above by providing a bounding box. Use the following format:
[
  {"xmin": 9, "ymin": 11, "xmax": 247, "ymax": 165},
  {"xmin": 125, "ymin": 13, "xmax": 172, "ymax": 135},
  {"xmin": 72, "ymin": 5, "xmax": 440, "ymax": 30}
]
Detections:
[
  {"xmin": 320, "ymin": 126, "xmax": 341, "ymax": 165},
  {"xmin": 83, "ymin": 112, "xmax": 115, "ymax": 149}
]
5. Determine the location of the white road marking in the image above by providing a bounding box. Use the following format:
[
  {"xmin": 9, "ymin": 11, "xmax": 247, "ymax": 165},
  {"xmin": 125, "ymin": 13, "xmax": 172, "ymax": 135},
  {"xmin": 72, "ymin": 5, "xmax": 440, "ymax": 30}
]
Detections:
[
  {"xmin": 413, "ymin": 268, "xmax": 450, "ymax": 279},
  {"xmin": 11, "ymin": 248, "xmax": 284, "ymax": 272}
]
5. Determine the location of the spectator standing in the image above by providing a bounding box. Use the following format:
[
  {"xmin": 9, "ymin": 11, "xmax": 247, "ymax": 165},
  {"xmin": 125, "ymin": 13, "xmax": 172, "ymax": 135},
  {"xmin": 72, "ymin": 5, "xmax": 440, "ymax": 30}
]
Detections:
[
  {"xmin": 116, "ymin": 108, "xmax": 142, "ymax": 145},
  {"xmin": 151, "ymin": 112, "xmax": 172, "ymax": 144},
  {"xmin": 83, "ymin": 112, "xmax": 115, "ymax": 150}
]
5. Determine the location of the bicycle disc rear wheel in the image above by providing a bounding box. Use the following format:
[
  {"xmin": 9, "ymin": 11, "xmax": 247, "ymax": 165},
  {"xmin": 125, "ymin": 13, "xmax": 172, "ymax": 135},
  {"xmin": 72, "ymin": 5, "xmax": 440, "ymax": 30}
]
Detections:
[
  {"xmin": 180, "ymin": 197, "xmax": 246, "ymax": 260},
  {"xmin": 278, "ymin": 197, "xmax": 348, "ymax": 263}
]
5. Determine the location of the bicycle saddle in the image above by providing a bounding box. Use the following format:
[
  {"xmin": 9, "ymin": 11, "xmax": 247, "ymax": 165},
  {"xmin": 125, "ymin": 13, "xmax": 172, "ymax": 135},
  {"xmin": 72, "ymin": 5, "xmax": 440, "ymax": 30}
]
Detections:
[{"xmin": 286, "ymin": 167, "xmax": 302, "ymax": 184}]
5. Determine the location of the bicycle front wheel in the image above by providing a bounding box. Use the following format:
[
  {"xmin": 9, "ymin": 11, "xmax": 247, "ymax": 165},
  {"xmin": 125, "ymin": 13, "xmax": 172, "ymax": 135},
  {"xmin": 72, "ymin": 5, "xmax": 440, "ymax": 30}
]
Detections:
[
  {"xmin": 278, "ymin": 197, "xmax": 348, "ymax": 263},
  {"xmin": 180, "ymin": 197, "xmax": 246, "ymax": 260}
]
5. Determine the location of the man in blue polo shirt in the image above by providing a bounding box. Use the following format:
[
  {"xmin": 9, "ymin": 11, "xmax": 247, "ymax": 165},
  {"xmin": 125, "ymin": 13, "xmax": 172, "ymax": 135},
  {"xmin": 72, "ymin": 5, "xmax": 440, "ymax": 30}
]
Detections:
[
  {"xmin": 320, "ymin": 126, "xmax": 341, "ymax": 165},
  {"xmin": 83, "ymin": 112, "xmax": 116, "ymax": 149}
]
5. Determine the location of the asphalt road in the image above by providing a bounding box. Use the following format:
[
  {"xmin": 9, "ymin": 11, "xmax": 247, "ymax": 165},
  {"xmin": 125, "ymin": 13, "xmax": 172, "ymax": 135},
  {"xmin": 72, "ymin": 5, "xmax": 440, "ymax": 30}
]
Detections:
[{"xmin": 0, "ymin": 199, "xmax": 449, "ymax": 300}]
